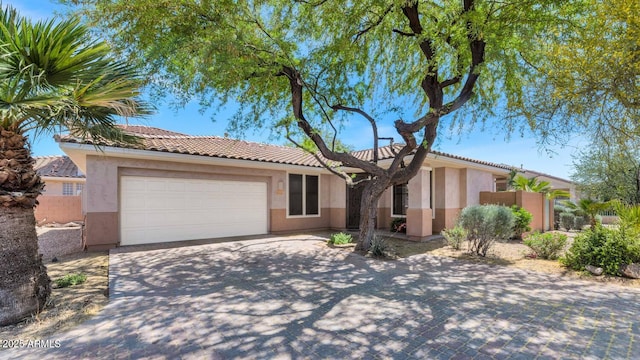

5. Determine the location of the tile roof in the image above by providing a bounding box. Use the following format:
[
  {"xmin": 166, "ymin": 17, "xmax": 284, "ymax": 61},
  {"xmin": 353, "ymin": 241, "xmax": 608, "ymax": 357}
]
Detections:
[
  {"xmin": 59, "ymin": 125, "xmax": 324, "ymax": 167},
  {"xmin": 34, "ymin": 156, "xmax": 84, "ymax": 178},
  {"xmin": 350, "ymin": 144, "xmax": 513, "ymax": 171},
  {"xmin": 56, "ymin": 125, "xmax": 516, "ymax": 173}
]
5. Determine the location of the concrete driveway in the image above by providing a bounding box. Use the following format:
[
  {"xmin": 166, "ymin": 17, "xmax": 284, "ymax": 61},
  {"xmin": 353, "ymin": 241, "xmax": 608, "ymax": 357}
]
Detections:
[{"xmin": 6, "ymin": 234, "xmax": 640, "ymax": 359}]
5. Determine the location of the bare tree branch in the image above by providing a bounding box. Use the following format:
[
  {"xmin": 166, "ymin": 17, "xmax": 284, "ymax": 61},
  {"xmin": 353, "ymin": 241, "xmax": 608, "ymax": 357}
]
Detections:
[
  {"xmin": 392, "ymin": 29, "xmax": 415, "ymax": 37},
  {"xmin": 330, "ymin": 104, "xmax": 379, "ymax": 163}
]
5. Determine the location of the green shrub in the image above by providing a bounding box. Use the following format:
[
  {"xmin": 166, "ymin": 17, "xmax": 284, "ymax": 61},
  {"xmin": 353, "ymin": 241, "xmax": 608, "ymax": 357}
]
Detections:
[
  {"xmin": 55, "ymin": 273, "xmax": 87, "ymax": 288},
  {"xmin": 554, "ymin": 205, "xmax": 568, "ymax": 230},
  {"xmin": 328, "ymin": 232, "xmax": 353, "ymax": 245},
  {"xmin": 368, "ymin": 236, "xmax": 393, "ymax": 258},
  {"xmin": 442, "ymin": 226, "xmax": 467, "ymax": 250},
  {"xmin": 523, "ymin": 232, "xmax": 567, "ymax": 260},
  {"xmin": 511, "ymin": 205, "xmax": 533, "ymax": 239},
  {"xmin": 573, "ymin": 216, "xmax": 586, "ymax": 231},
  {"xmin": 390, "ymin": 217, "xmax": 407, "ymax": 233},
  {"xmin": 559, "ymin": 213, "xmax": 575, "ymax": 231},
  {"xmin": 561, "ymin": 226, "xmax": 640, "ymax": 275},
  {"xmin": 458, "ymin": 205, "xmax": 515, "ymax": 257},
  {"xmin": 613, "ymin": 201, "xmax": 640, "ymax": 231}
]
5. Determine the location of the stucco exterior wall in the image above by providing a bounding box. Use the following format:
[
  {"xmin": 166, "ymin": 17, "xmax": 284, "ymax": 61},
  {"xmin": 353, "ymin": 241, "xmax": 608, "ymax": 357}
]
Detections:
[
  {"xmin": 460, "ymin": 168, "xmax": 494, "ymax": 207},
  {"xmin": 34, "ymin": 196, "xmax": 83, "ymax": 224},
  {"xmin": 41, "ymin": 178, "xmax": 84, "ymax": 196},
  {"xmin": 433, "ymin": 167, "xmax": 461, "ymax": 233}
]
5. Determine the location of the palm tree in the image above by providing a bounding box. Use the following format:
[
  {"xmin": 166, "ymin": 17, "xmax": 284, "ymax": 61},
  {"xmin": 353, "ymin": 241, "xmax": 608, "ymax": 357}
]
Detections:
[
  {"xmin": 0, "ymin": 6, "xmax": 149, "ymax": 326},
  {"xmin": 512, "ymin": 174, "xmax": 571, "ymax": 199},
  {"xmin": 562, "ymin": 199, "xmax": 611, "ymax": 228}
]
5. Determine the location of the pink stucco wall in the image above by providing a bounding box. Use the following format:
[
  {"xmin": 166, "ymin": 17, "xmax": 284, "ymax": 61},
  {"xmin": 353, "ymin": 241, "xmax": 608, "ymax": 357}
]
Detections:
[{"xmin": 35, "ymin": 195, "xmax": 83, "ymax": 224}]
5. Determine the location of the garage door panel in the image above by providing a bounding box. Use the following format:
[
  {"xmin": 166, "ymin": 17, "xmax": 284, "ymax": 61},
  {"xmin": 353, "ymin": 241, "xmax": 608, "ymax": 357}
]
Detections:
[{"xmin": 120, "ymin": 176, "xmax": 268, "ymax": 245}]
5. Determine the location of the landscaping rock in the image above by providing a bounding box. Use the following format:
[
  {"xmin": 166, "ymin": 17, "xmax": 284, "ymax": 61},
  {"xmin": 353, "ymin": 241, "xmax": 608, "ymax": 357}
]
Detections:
[
  {"xmin": 620, "ymin": 263, "xmax": 640, "ymax": 279},
  {"xmin": 585, "ymin": 265, "xmax": 603, "ymax": 276}
]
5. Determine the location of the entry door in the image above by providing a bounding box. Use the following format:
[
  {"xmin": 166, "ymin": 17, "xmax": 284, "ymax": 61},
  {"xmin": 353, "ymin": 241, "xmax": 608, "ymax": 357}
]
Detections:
[{"xmin": 346, "ymin": 174, "xmax": 368, "ymax": 229}]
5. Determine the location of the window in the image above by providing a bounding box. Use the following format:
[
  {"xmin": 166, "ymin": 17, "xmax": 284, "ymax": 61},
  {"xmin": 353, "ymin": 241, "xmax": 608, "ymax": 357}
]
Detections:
[
  {"xmin": 392, "ymin": 183, "xmax": 408, "ymax": 216},
  {"xmin": 62, "ymin": 183, "xmax": 74, "ymax": 196},
  {"xmin": 76, "ymin": 183, "xmax": 83, "ymax": 195},
  {"xmin": 288, "ymin": 174, "xmax": 319, "ymax": 216}
]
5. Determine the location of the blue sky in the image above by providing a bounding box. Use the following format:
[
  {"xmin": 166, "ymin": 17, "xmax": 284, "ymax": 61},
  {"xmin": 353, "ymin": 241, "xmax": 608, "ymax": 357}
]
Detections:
[{"xmin": 10, "ymin": 0, "xmax": 583, "ymax": 180}]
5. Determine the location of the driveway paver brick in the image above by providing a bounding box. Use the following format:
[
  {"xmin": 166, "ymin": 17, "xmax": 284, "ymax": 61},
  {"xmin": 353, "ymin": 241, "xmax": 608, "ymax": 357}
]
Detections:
[{"xmin": 4, "ymin": 234, "xmax": 640, "ymax": 359}]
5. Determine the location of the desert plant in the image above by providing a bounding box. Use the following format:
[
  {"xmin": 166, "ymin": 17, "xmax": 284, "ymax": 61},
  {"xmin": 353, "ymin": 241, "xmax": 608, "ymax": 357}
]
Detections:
[
  {"xmin": 55, "ymin": 273, "xmax": 87, "ymax": 288},
  {"xmin": 368, "ymin": 236, "xmax": 393, "ymax": 258},
  {"xmin": 524, "ymin": 232, "xmax": 568, "ymax": 260},
  {"xmin": 390, "ymin": 217, "xmax": 407, "ymax": 233},
  {"xmin": 458, "ymin": 205, "xmax": 515, "ymax": 257},
  {"xmin": 573, "ymin": 216, "xmax": 586, "ymax": 231},
  {"xmin": 511, "ymin": 205, "xmax": 533, "ymax": 239},
  {"xmin": 561, "ymin": 226, "xmax": 640, "ymax": 275},
  {"xmin": 612, "ymin": 200, "xmax": 640, "ymax": 232},
  {"xmin": 442, "ymin": 226, "xmax": 468, "ymax": 250},
  {"xmin": 560, "ymin": 213, "xmax": 575, "ymax": 231},
  {"xmin": 328, "ymin": 232, "xmax": 353, "ymax": 245},
  {"xmin": 563, "ymin": 199, "xmax": 610, "ymax": 228}
]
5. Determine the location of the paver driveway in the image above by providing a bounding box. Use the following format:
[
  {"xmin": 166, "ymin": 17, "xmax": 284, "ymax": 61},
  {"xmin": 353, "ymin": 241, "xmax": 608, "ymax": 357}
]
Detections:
[{"xmin": 5, "ymin": 234, "xmax": 640, "ymax": 359}]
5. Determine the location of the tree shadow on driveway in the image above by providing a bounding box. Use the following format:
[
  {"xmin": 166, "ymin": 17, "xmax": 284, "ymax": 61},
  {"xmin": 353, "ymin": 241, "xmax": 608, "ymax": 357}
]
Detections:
[{"xmin": 8, "ymin": 235, "xmax": 640, "ymax": 359}]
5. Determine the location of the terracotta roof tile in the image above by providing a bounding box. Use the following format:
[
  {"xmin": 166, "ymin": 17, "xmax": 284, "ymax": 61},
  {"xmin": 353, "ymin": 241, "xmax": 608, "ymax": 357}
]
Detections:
[
  {"xmin": 350, "ymin": 144, "xmax": 512, "ymax": 170},
  {"xmin": 34, "ymin": 156, "xmax": 84, "ymax": 178},
  {"xmin": 57, "ymin": 125, "xmax": 513, "ymax": 172},
  {"xmin": 58, "ymin": 126, "xmax": 324, "ymax": 167}
]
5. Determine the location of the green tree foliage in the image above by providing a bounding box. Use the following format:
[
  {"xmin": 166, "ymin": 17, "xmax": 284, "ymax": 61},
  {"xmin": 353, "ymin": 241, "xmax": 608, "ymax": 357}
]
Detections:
[
  {"xmin": 67, "ymin": 0, "xmax": 587, "ymax": 249},
  {"xmin": 519, "ymin": 0, "xmax": 640, "ymax": 145},
  {"xmin": 571, "ymin": 142, "xmax": 640, "ymax": 204}
]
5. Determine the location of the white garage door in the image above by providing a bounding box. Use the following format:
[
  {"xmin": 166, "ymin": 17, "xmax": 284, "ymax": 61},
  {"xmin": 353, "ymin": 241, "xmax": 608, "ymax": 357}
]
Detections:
[{"xmin": 120, "ymin": 176, "xmax": 268, "ymax": 245}]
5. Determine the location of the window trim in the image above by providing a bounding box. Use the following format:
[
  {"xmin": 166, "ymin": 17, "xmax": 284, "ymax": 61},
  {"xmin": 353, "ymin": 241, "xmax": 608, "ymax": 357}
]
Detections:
[
  {"xmin": 391, "ymin": 183, "xmax": 408, "ymax": 217},
  {"xmin": 286, "ymin": 173, "xmax": 321, "ymax": 218}
]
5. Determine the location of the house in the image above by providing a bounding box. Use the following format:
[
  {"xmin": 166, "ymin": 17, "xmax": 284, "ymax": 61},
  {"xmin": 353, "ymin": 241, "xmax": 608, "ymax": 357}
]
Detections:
[
  {"xmin": 33, "ymin": 156, "xmax": 85, "ymax": 224},
  {"xmin": 57, "ymin": 125, "xmax": 574, "ymax": 250}
]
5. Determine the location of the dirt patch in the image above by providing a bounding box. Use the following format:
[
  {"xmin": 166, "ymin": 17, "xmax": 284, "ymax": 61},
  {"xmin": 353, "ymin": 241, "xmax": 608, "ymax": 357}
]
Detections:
[{"xmin": 0, "ymin": 252, "xmax": 109, "ymax": 343}]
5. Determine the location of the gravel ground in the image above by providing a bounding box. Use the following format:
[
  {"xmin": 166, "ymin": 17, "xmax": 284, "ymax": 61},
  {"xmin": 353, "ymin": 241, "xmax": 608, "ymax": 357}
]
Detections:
[{"xmin": 36, "ymin": 226, "xmax": 83, "ymax": 261}]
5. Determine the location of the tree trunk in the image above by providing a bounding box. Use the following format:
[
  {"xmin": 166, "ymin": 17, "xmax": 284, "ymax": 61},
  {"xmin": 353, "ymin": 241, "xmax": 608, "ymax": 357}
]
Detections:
[
  {"xmin": 0, "ymin": 128, "xmax": 50, "ymax": 326},
  {"xmin": 355, "ymin": 178, "xmax": 390, "ymax": 251}
]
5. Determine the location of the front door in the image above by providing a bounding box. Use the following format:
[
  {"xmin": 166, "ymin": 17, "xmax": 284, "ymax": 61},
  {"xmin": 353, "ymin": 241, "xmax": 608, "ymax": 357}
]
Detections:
[{"xmin": 346, "ymin": 174, "xmax": 368, "ymax": 229}]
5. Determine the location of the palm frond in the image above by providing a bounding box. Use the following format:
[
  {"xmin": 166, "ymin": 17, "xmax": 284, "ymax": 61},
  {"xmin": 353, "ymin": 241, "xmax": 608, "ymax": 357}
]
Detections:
[{"xmin": 0, "ymin": 3, "xmax": 151, "ymax": 140}]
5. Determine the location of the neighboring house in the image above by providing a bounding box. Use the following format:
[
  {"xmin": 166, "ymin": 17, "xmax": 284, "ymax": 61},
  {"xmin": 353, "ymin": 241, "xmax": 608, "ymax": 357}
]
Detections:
[
  {"xmin": 57, "ymin": 126, "xmax": 574, "ymax": 250},
  {"xmin": 33, "ymin": 156, "xmax": 85, "ymax": 224}
]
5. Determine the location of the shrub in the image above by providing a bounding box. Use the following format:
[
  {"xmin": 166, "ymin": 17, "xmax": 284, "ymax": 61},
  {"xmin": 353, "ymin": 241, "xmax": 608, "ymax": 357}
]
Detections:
[
  {"xmin": 561, "ymin": 226, "xmax": 640, "ymax": 276},
  {"xmin": 573, "ymin": 216, "xmax": 586, "ymax": 231},
  {"xmin": 523, "ymin": 232, "xmax": 567, "ymax": 260},
  {"xmin": 390, "ymin": 217, "xmax": 407, "ymax": 233},
  {"xmin": 613, "ymin": 201, "xmax": 640, "ymax": 231},
  {"xmin": 55, "ymin": 273, "xmax": 87, "ymax": 288},
  {"xmin": 368, "ymin": 236, "xmax": 394, "ymax": 258},
  {"xmin": 458, "ymin": 205, "xmax": 515, "ymax": 257},
  {"xmin": 442, "ymin": 226, "xmax": 467, "ymax": 250},
  {"xmin": 554, "ymin": 205, "xmax": 568, "ymax": 230},
  {"xmin": 511, "ymin": 205, "xmax": 533, "ymax": 239},
  {"xmin": 328, "ymin": 232, "xmax": 353, "ymax": 245},
  {"xmin": 559, "ymin": 213, "xmax": 575, "ymax": 231}
]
